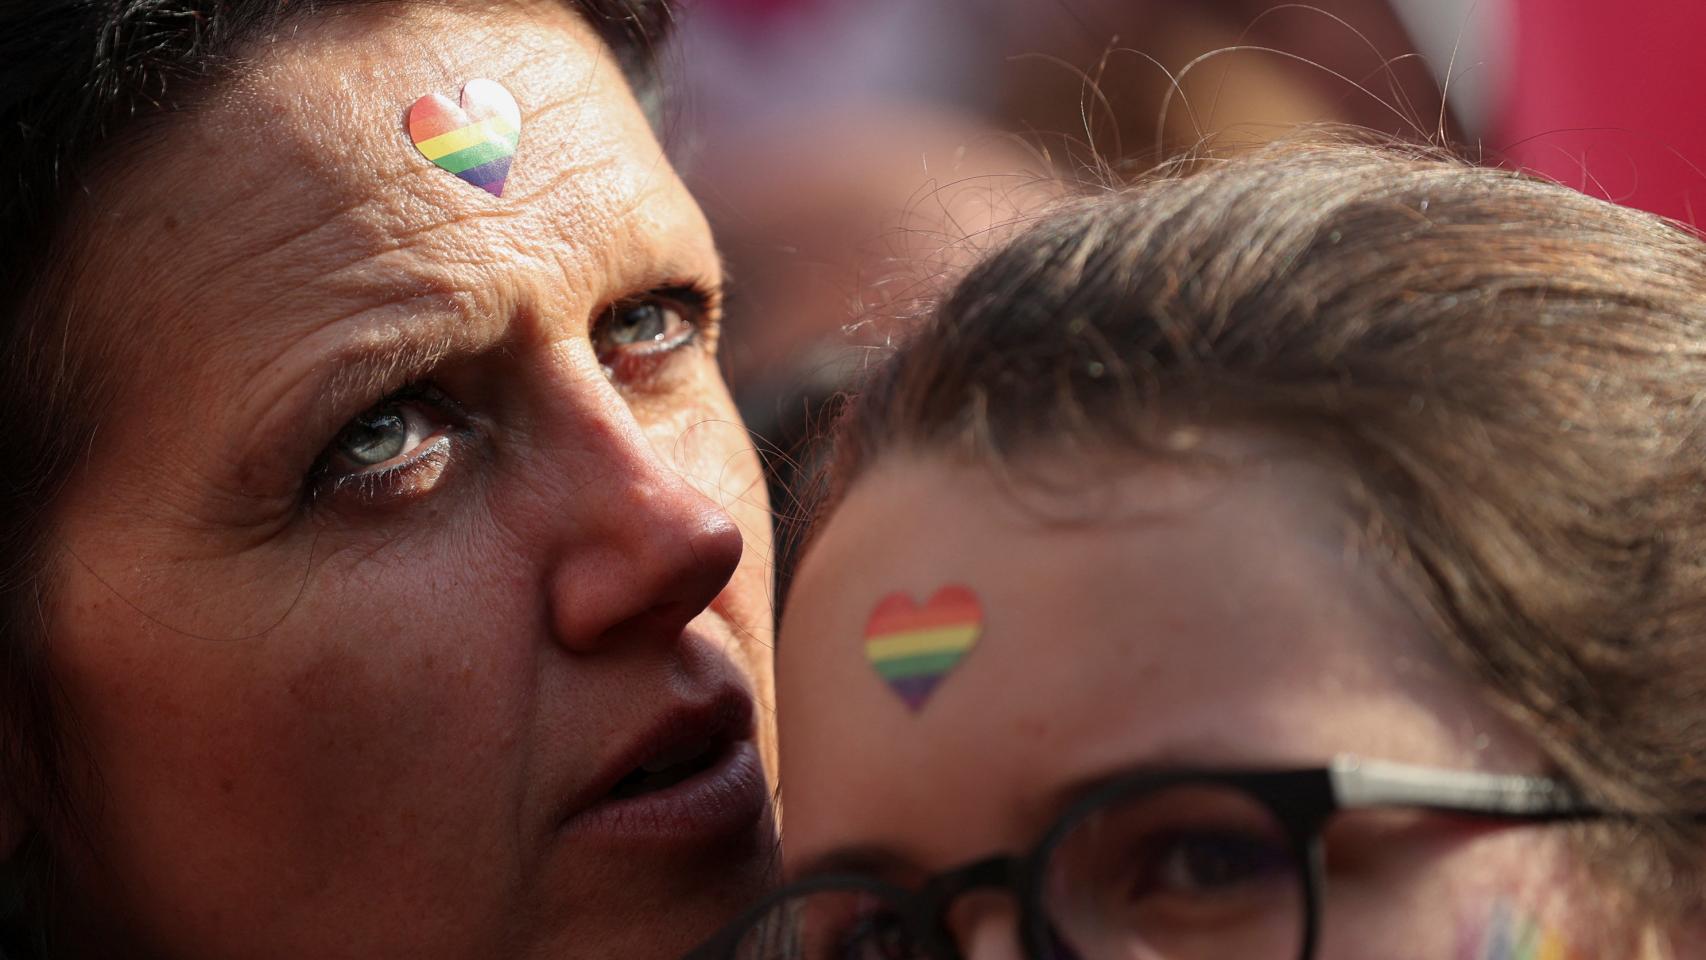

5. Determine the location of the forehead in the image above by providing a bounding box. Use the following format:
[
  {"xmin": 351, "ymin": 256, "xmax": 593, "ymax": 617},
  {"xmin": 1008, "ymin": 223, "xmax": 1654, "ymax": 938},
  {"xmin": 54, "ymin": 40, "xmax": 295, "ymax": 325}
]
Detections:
[
  {"xmin": 786, "ymin": 449, "xmax": 1406, "ymax": 690},
  {"xmin": 71, "ymin": 1, "xmax": 706, "ymax": 375},
  {"xmin": 777, "ymin": 450, "xmax": 1526, "ymax": 869}
]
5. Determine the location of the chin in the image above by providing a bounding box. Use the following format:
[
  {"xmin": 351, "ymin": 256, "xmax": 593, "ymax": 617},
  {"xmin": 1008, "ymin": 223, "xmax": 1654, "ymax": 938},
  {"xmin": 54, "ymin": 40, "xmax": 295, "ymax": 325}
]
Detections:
[
  {"xmin": 530, "ymin": 815, "xmax": 777, "ymax": 960},
  {"xmin": 525, "ymin": 802, "xmax": 777, "ymax": 960}
]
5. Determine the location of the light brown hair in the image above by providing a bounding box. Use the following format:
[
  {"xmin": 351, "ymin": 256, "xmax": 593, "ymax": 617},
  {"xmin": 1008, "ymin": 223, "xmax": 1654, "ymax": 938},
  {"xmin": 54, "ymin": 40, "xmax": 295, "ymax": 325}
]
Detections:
[{"xmin": 810, "ymin": 137, "xmax": 1706, "ymax": 917}]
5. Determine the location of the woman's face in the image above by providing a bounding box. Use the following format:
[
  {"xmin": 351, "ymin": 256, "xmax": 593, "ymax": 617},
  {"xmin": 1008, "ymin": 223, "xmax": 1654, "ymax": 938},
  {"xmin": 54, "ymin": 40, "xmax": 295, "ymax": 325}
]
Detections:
[
  {"xmin": 778, "ymin": 449, "xmax": 1637, "ymax": 959},
  {"xmin": 42, "ymin": 4, "xmax": 775, "ymax": 958}
]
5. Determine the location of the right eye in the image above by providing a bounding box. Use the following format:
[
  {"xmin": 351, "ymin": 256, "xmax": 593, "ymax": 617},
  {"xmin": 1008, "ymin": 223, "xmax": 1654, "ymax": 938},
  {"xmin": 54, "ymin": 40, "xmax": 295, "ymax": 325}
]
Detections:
[
  {"xmin": 1042, "ymin": 783, "xmax": 1306, "ymax": 952},
  {"xmin": 309, "ymin": 382, "xmax": 468, "ymax": 506},
  {"xmin": 332, "ymin": 400, "xmax": 435, "ymax": 467}
]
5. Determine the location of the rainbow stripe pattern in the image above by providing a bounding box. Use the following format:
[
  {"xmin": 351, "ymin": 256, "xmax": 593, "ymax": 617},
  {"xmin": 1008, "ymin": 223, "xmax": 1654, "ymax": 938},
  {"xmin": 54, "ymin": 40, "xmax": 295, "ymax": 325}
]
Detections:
[
  {"xmin": 863, "ymin": 585, "xmax": 984, "ymax": 711},
  {"xmin": 407, "ymin": 79, "xmax": 521, "ymax": 197},
  {"xmin": 1458, "ymin": 902, "xmax": 1580, "ymax": 960}
]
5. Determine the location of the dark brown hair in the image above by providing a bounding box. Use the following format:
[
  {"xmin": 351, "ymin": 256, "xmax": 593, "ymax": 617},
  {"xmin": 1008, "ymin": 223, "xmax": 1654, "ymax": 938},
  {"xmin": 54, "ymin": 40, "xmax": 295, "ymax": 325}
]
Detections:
[
  {"xmin": 813, "ymin": 137, "xmax": 1706, "ymax": 916},
  {"xmin": 0, "ymin": 1, "xmax": 672, "ymax": 952}
]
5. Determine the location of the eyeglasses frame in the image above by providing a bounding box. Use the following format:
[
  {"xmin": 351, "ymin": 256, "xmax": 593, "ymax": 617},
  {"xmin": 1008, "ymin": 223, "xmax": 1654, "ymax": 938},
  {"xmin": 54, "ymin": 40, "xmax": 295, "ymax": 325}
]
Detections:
[{"xmin": 685, "ymin": 755, "xmax": 1642, "ymax": 960}]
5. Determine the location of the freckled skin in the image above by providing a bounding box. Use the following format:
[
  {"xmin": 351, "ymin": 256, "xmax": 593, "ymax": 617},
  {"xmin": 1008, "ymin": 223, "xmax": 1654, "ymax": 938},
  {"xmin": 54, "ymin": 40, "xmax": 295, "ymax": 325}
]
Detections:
[
  {"xmin": 41, "ymin": 3, "xmax": 775, "ymax": 958},
  {"xmin": 779, "ymin": 451, "xmax": 1659, "ymax": 959}
]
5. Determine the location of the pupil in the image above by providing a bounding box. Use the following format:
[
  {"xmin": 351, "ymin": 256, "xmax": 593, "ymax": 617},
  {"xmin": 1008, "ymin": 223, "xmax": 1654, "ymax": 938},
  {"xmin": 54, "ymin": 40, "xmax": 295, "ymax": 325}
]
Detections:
[
  {"xmin": 612, "ymin": 303, "xmax": 667, "ymax": 345},
  {"xmin": 1186, "ymin": 844, "xmax": 1242, "ymax": 885},
  {"xmin": 1166, "ymin": 834, "xmax": 1284, "ymax": 891},
  {"xmin": 339, "ymin": 409, "xmax": 406, "ymax": 465},
  {"xmin": 839, "ymin": 911, "xmax": 914, "ymax": 960}
]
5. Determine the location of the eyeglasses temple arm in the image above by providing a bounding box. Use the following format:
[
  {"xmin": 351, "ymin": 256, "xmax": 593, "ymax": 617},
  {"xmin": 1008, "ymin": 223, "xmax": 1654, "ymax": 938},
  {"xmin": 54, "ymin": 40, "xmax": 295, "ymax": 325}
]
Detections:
[{"xmin": 1327, "ymin": 755, "xmax": 1599, "ymax": 820}]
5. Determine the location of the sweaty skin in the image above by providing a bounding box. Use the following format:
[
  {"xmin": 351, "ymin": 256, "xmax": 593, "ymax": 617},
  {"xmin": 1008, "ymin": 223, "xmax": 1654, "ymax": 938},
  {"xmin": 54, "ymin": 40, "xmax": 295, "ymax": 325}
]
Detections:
[
  {"xmin": 779, "ymin": 450, "xmax": 1642, "ymax": 960},
  {"xmin": 40, "ymin": 2, "xmax": 775, "ymax": 958}
]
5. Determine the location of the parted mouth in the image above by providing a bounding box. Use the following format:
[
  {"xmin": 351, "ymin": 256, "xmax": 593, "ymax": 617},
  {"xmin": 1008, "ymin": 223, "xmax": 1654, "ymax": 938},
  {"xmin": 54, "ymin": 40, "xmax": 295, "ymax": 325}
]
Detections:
[
  {"xmin": 560, "ymin": 686, "xmax": 765, "ymax": 843},
  {"xmin": 606, "ymin": 725, "xmax": 732, "ymax": 800}
]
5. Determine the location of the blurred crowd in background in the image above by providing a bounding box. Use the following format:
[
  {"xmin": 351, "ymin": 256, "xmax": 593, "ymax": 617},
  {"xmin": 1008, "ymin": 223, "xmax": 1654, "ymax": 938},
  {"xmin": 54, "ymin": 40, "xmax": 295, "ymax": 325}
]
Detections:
[{"xmin": 660, "ymin": 0, "xmax": 1706, "ymax": 547}]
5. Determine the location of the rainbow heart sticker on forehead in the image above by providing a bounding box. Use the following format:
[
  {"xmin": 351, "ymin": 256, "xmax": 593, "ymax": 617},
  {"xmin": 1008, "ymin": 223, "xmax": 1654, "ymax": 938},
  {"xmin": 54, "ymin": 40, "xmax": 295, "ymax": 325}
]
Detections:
[
  {"xmin": 864, "ymin": 585, "xmax": 984, "ymax": 711},
  {"xmin": 407, "ymin": 79, "xmax": 521, "ymax": 196}
]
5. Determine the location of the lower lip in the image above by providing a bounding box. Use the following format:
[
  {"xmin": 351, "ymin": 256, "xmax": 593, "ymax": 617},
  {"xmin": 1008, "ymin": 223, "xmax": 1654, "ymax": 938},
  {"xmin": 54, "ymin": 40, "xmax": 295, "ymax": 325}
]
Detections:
[{"xmin": 562, "ymin": 740, "xmax": 770, "ymax": 846}]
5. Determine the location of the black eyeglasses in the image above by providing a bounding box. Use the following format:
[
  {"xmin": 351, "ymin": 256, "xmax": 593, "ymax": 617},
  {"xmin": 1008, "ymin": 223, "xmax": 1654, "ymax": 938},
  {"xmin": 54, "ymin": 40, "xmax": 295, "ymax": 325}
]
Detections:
[{"xmin": 683, "ymin": 756, "xmax": 1642, "ymax": 960}]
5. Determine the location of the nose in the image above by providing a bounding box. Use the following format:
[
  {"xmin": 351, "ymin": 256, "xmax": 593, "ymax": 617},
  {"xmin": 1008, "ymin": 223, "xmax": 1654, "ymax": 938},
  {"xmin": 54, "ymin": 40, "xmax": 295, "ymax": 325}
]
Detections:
[{"xmin": 539, "ymin": 397, "xmax": 746, "ymax": 649}]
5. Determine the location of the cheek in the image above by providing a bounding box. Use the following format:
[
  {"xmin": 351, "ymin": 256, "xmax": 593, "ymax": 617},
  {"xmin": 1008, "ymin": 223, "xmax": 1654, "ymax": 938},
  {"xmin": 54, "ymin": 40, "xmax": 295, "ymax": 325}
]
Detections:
[
  {"xmin": 670, "ymin": 405, "xmax": 769, "ymax": 554},
  {"xmin": 640, "ymin": 380, "xmax": 775, "ymax": 644},
  {"xmin": 1318, "ymin": 829, "xmax": 1616, "ymax": 960},
  {"xmin": 641, "ymin": 373, "xmax": 768, "ymax": 522},
  {"xmin": 44, "ymin": 516, "xmax": 537, "ymax": 928}
]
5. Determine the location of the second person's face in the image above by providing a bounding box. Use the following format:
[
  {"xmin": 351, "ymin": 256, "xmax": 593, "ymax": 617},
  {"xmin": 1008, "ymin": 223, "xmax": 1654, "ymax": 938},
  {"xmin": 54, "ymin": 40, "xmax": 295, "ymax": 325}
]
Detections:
[
  {"xmin": 778, "ymin": 449, "xmax": 1630, "ymax": 960},
  {"xmin": 42, "ymin": 3, "xmax": 776, "ymax": 958}
]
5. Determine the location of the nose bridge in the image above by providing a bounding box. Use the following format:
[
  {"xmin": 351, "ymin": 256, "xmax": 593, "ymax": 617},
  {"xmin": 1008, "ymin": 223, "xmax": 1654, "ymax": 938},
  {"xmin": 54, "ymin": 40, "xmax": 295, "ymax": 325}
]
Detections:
[
  {"xmin": 946, "ymin": 891, "xmax": 1026, "ymax": 960},
  {"xmin": 531, "ymin": 367, "xmax": 745, "ymax": 648},
  {"xmin": 933, "ymin": 858, "xmax": 1028, "ymax": 960}
]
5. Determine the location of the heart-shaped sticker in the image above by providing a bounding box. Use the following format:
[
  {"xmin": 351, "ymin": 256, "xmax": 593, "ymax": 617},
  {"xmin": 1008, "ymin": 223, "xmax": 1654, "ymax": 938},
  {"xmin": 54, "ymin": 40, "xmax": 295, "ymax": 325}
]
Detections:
[
  {"xmin": 407, "ymin": 79, "xmax": 521, "ymax": 196},
  {"xmin": 864, "ymin": 585, "xmax": 984, "ymax": 711}
]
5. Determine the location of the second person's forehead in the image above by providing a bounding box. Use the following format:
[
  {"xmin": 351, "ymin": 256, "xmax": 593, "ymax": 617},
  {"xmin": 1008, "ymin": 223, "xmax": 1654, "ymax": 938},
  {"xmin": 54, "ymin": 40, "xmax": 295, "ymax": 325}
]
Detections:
[
  {"xmin": 777, "ymin": 466, "xmax": 1518, "ymax": 872},
  {"xmin": 779, "ymin": 454, "xmax": 1457, "ymax": 743}
]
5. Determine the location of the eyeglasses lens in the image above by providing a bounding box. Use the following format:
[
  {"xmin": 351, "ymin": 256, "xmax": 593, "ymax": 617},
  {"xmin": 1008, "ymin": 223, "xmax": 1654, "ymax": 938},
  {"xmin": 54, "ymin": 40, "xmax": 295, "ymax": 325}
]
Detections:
[
  {"xmin": 1041, "ymin": 783, "xmax": 1305, "ymax": 960},
  {"xmin": 731, "ymin": 888, "xmax": 931, "ymax": 960}
]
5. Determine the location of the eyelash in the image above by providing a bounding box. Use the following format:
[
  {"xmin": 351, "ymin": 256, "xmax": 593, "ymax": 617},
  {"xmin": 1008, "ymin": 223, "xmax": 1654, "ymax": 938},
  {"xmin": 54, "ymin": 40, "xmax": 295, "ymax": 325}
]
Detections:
[
  {"xmin": 306, "ymin": 382, "xmax": 465, "ymax": 508},
  {"xmin": 325, "ymin": 436, "xmax": 453, "ymax": 501},
  {"xmin": 593, "ymin": 283, "xmax": 718, "ymax": 380}
]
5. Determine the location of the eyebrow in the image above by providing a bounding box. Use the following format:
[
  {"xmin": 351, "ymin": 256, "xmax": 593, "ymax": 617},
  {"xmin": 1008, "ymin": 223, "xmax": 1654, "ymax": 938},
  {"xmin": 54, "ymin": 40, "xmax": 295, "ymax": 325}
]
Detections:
[
  {"xmin": 284, "ymin": 256, "xmax": 727, "ymax": 428},
  {"xmin": 1039, "ymin": 740, "xmax": 1280, "ymax": 814},
  {"xmin": 246, "ymin": 311, "xmax": 480, "ymax": 467},
  {"xmin": 315, "ymin": 324, "xmax": 463, "ymax": 418}
]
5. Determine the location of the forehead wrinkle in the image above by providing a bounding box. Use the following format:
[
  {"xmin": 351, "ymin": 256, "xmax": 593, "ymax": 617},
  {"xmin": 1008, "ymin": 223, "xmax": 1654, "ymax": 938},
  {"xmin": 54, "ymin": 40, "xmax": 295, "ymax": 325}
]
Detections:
[
  {"xmin": 530, "ymin": 135, "xmax": 710, "ymax": 292},
  {"xmin": 228, "ymin": 1, "xmax": 611, "ymax": 194},
  {"xmin": 101, "ymin": 3, "xmax": 637, "ymax": 310},
  {"xmin": 499, "ymin": 19, "xmax": 608, "ymax": 111},
  {"xmin": 149, "ymin": 237, "xmax": 475, "ymax": 400},
  {"xmin": 71, "ymin": 146, "xmax": 426, "ymax": 390},
  {"xmin": 63, "ymin": 0, "xmax": 681, "ymax": 436},
  {"xmin": 236, "ymin": 292, "xmax": 487, "ymax": 453},
  {"xmin": 377, "ymin": 147, "xmax": 611, "ymax": 252}
]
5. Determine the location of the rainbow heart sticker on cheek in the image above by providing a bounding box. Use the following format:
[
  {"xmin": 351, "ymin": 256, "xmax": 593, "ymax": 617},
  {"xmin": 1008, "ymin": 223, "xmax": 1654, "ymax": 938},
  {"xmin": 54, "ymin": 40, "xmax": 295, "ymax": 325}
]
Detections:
[
  {"xmin": 864, "ymin": 585, "xmax": 984, "ymax": 711},
  {"xmin": 407, "ymin": 79, "xmax": 522, "ymax": 196}
]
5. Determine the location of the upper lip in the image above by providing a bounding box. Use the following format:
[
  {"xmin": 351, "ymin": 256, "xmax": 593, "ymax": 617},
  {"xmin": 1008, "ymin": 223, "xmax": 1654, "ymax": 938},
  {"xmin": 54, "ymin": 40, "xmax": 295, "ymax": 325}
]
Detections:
[{"xmin": 563, "ymin": 685, "xmax": 756, "ymax": 823}]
